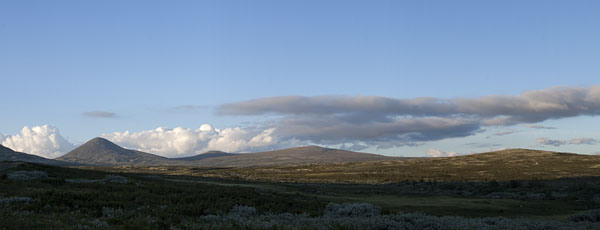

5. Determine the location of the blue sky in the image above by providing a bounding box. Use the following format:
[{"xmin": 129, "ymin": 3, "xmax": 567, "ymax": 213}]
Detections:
[{"xmin": 1, "ymin": 1, "xmax": 599, "ymax": 158}]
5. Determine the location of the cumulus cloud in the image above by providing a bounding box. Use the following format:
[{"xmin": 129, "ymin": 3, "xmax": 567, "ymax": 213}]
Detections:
[
  {"xmin": 1, "ymin": 125, "xmax": 76, "ymax": 158},
  {"xmin": 101, "ymin": 125, "xmax": 281, "ymax": 157},
  {"xmin": 524, "ymin": 124, "xmax": 556, "ymax": 129},
  {"xmin": 83, "ymin": 111, "xmax": 116, "ymax": 118},
  {"xmin": 218, "ymin": 86, "xmax": 600, "ymax": 149},
  {"xmin": 2, "ymin": 124, "xmax": 296, "ymax": 159},
  {"xmin": 427, "ymin": 149, "xmax": 457, "ymax": 157},
  {"xmin": 536, "ymin": 137, "xmax": 599, "ymax": 147}
]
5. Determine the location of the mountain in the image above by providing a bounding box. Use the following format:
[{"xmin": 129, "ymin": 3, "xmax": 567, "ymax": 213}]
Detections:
[
  {"xmin": 0, "ymin": 145, "xmax": 74, "ymax": 166},
  {"xmin": 190, "ymin": 145, "xmax": 394, "ymax": 167},
  {"xmin": 173, "ymin": 151, "xmax": 234, "ymax": 161},
  {"xmin": 57, "ymin": 137, "xmax": 172, "ymax": 166},
  {"xmin": 55, "ymin": 138, "xmax": 394, "ymax": 167}
]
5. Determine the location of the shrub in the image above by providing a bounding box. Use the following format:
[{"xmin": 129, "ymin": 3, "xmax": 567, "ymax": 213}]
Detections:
[
  {"xmin": 102, "ymin": 207, "xmax": 125, "ymax": 218},
  {"xmin": 7, "ymin": 171, "xmax": 48, "ymax": 181},
  {"xmin": 229, "ymin": 205, "xmax": 257, "ymax": 217},
  {"xmin": 0, "ymin": 196, "xmax": 34, "ymax": 205},
  {"xmin": 569, "ymin": 209, "xmax": 600, "ymax": 222},
  {"xmin": 324, "ymin": 203, "xmax": 380, "ymax": 218}
]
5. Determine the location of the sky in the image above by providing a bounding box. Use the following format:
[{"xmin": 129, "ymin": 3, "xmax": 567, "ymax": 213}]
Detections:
[{"xmin": 1, "ymin": 1, "xmax": 600, "ymax": 158}]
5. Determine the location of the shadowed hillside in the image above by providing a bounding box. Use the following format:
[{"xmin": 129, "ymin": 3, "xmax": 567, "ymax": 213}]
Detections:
[{"xmin": 0, "ymin": 145, "xmax": 74, "ymax": 166}]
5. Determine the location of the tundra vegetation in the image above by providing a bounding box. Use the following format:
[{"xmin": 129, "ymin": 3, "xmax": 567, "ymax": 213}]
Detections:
[{"xmin": 2, "ymin": 151, "xmax": 600, "ymax": 229}]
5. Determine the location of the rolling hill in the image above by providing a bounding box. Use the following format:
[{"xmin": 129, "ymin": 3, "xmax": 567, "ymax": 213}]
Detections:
[
  {"xmin": 0, "ymin": 144, "xmax": 75, "ymax": 166},
  {"xmin": 189, "ymin": 145, "xmax": 394, "ymax": 167},
  {"xmin": 182, "ymin": 148, "xmax": 600, "ymax": 183},
  {"xmin": 173, "ymin": 151, "xmax": 234, "ymax": 161}
]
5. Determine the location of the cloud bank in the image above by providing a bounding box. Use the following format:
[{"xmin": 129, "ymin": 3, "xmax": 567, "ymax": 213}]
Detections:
[
  {"xmin": 101, "ymin": 125, "xmax": 283, "ymax": 157},
  {"xmin": 0, "ymin": 125, "xmax": 76, "ymax": 158},
  {"xmin": 2, "ymin": 124, "xmax": 292, "ymax": 158},
  {"xmin": 218, "ymin": 86, "xmax": 600, "ymax": 149},
  {"xmin": 536, "ymin": 137, "xmax": 599, "ymax": 147}
]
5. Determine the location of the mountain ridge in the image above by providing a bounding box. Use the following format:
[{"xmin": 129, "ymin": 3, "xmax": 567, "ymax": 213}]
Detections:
[
  {"xmin": 55, "ymin": 137, "xmax": 396, "ymax": 167},
  {"xmin": 188, "ymin": 145, "xmax": 394, "ymax": 167},
  {"xmin": 173, "ymin": 151, "xmax": 234, "ymax": 161}
]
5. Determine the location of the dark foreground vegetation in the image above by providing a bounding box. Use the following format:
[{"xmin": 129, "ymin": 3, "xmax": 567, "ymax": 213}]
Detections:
[{"xmin": 2, "ymin": 161, "xmax": 600, "ymax": 229}]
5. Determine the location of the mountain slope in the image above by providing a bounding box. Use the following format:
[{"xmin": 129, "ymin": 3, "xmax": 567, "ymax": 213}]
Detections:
[
  {"xmin": 56, "ymin": 138, "xmax": 394, "ymax": 167},
  {"xmin": 57, "ymin": 137, "xmax": 171, "ymax": 166},
  {"xmin": 173, "ymin": 151, "xmax": 234, "ymax": 161},
  {"xmin": 0, "ymin": 145, "xmax": 74, "ymax": 166},
  {"xmin": 190, "ymin": 146, "xmax": 394, "ymax": 167}
]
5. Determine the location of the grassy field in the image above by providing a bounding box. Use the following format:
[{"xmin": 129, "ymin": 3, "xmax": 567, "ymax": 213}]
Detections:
[
  {"xmin": 1, "ymin": 162, "xmax": 325, "ymax": 229},
  {"xmin": 151, "ymin": 174, "xmax": 595, "ymax": 219},
  {"xmin": 2, "ymin": 158, "xmax": 600, "ymax": 229}
]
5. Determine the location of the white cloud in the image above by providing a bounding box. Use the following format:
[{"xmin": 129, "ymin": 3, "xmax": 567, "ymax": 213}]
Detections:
[
  {"xmin": 217, "ymin": 85, "xmax": 600, "ymax": 148},
  {"xmin": 536, "ymin": 137, "xmax": 599, "ymax": 147},
  {"xmin": 569, "ymin": 138, "xmax": 599, "ymax": 145},
  {"xmin": 426, "ymin": 149, "xmax": 457, "ymax": 157},
  {"xmin": 101, "ymin": 125, "xmax": 279, "ymax": 157},
  {"xmin": 339, "ymin": 143, "xmax": 370, "ymax": 151},
  {"xmin": 1, "ymin": 125, "xmax": 76, "ymax": 159}
]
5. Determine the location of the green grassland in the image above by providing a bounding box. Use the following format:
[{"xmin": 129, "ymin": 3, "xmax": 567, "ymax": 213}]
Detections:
[
  {"xmin": 0, "ymin": 162, "xmax": 324, "ymax": 229},
  {"xmin": 3, "ymin": 148, "xmax": 600, "ymax": 229}
]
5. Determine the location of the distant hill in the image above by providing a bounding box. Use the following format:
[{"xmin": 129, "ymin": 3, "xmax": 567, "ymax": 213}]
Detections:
[
  {"xmin": 56, "ymin": 138, "xmax": 394, "ymax": 167},
  {"xmin": 57, "ymin": 137, "xmax": 172, "ymax": 166},
  {"xmin": 0, "ymin": 145, "xmax": 74, "ymax": 166},
  {"xmin": 173, "ymin": 151, "xmax": 234, "ymax": 161},
  {"xmin": 187, "ymin": 148, "xmax": 600, "ymax": 183},
  {"xmin": 190, "ymin": 145, "xmax": 394, "ymax": 167}
]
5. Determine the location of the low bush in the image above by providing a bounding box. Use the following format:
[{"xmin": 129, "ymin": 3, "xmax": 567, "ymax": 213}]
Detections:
[{"xmin": 569, "ymin": 209, "xmax": 600, "ymax": 222}]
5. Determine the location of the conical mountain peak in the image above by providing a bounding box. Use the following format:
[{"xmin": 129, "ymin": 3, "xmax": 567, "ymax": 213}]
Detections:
[
  {"xmin": 57, "ymin": 137, "xmax": 168, "ymax": 166},
  {"xmin": 81, "ymin": 137, "xmax": 124, "ymax": 151}
]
